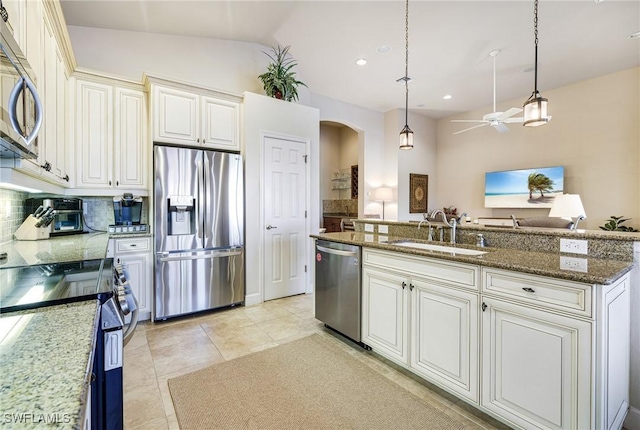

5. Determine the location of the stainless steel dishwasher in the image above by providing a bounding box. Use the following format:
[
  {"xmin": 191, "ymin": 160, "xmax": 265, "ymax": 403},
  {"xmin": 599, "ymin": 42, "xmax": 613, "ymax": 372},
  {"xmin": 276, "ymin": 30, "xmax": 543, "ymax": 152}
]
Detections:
[{"xmin": 315, "ymin": 239, "xmax": 363, "ymax": 343}]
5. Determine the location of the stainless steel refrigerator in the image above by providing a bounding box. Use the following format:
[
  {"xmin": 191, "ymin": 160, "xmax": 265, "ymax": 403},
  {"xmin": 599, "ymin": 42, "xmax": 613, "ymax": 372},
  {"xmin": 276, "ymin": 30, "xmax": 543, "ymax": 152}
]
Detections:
[{"xmin": 153, "ymin": 145, "xmax": 244, "ymax": 320}]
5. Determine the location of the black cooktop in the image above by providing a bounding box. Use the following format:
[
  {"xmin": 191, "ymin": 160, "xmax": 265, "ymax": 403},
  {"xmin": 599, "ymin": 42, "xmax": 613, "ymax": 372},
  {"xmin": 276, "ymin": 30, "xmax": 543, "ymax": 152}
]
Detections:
[{"xmin": 0, "ymin": 258, "xmax": 113, "ymax": 313}]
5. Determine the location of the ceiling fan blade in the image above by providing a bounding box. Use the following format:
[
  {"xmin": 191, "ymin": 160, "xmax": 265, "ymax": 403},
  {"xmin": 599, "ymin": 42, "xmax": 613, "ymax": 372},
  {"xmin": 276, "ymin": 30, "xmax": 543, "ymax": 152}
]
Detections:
[
  {"xmin": 453, "ymin": 123, "xmax": 489, "ymax": 135},
  {"xmin": 492, "ymin": 123, "xmax": 510, "ymax": 133},
  {"xmin": 503, "ymin": 117, "xmax": 524, "ymax": 123},
  {"xmin": 451, "ymin": 119, "xmax": 488, "ymax": 123},
  {"xmin": 497, "ymin": 107, "xmax": 523, "ymax": 120}
]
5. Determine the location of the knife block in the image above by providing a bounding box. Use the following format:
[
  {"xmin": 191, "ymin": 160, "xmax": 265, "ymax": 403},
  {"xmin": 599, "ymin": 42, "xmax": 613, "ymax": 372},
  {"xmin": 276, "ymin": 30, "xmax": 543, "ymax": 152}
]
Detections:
[{"xmin": 14, "ymin": 215, "xmax": 50, "ymax": 241}]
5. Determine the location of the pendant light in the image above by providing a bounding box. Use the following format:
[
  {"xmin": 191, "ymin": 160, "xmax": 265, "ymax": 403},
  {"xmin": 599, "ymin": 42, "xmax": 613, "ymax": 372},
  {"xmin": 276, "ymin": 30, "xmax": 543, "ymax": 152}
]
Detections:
[
  {"xmin": 523, "ymin": 0, "xmax": 551, "ymax": 127},
  {"xmin": 399, "ymin": 0, "xmax": 414, "ymax": 149}
]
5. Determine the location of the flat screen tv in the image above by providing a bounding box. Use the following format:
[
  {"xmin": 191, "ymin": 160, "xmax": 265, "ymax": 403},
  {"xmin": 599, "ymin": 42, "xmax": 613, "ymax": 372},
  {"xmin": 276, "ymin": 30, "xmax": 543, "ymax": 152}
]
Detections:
[{"xmin": 485, "ymin": 166, "xmax": 564, "ymax": 208}]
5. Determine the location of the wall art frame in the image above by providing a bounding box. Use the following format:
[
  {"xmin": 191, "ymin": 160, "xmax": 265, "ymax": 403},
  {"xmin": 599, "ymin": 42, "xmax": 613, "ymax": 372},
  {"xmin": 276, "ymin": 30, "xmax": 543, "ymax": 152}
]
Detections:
[{"xmin": 409, "ymin": 173, "xmax": 428, "ymax": 213}]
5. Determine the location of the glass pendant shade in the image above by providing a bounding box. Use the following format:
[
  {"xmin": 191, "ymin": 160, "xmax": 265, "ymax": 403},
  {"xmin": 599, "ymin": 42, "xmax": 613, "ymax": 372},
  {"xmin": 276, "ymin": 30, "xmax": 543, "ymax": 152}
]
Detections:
[
  {"xmin": 523, "ymin": 92, "xmax": 549, "ymax": 127},
  {"xmin": 399, "ymin": 125, "xmax": 414, "ymax": 150}
]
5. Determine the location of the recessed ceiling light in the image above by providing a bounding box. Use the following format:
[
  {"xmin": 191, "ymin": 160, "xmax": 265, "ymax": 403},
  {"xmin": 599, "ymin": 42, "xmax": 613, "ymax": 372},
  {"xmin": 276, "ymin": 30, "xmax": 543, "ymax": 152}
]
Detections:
[
  {"xmin": 443, "ymin": 95, "xmax": 452, "ymax": 100},
  {"xmin": 629, "ymin": 31, "xmax": 640, "ymax": 40},
  {"xmin": 376, "ymin": 45, "xmax": 391, "ymax": 54},
  {"xmin": 355, "ymin": 58, "xmax": 367, "ymax": 66}
]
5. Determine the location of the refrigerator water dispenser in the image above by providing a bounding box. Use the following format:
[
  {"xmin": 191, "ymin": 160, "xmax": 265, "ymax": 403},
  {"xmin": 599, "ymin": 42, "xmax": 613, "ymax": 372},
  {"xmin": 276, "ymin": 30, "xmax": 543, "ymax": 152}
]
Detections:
[{"xmin": 168, "ymin": 195, "xmax": 194, "ymax": 235}]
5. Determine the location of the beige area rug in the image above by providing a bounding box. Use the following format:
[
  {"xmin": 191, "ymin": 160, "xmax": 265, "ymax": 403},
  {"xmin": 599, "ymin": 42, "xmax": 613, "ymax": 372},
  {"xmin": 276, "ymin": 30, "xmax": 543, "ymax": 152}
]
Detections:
[{"xmin": 168, "ymin": 334, "xmax": 468, "ymax": 429}]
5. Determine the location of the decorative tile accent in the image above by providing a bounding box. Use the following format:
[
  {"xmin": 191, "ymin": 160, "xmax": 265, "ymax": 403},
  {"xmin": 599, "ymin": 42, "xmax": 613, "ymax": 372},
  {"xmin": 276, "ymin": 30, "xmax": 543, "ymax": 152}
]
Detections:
[{"xmin": 0, "ymin": 189, "xmax": 28, "ymax": 245}]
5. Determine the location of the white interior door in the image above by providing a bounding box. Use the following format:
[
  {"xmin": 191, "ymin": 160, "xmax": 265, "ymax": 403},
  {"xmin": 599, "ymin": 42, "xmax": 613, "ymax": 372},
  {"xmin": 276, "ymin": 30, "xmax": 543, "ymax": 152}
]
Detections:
[{"xmin": 263, "ymin": 136, "xmax": 307, "ymax": 301}]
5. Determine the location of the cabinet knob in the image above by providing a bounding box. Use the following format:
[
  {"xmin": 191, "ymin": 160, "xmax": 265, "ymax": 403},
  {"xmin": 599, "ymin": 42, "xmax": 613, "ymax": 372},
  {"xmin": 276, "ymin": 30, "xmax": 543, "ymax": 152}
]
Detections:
[
  {"xmin": 203, "ymin": 139, "xmax": 206, "ymax": 144},
  {"xmin": 409, "ymin": 283, "xmax": 414, "ymax": 291},
  {"xmin": 109, "ymin": 180, "xmax": 112, "ymax": 186},
  {"xmin": 522, "ymin": 287, "xmax": 536, "ymax": 293},
  {"xmin": 197, "ymin": 138, "xmax": 200, "ymax": 143},
  {"xmin": 482, "ymin": 302, "xmax": 487, "ymax": 312},
  {"xmin": 401, "ymin": 282, "xmax": 406, "ymax": 289},
  {"xmin": 116, "ymin": 181, "xmax": 119, "ymax": 186}
]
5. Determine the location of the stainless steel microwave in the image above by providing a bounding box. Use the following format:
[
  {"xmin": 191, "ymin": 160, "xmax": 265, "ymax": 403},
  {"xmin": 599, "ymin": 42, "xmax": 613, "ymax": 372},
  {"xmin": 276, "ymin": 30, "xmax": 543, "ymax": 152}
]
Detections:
[{"xmin": 0, "ymin": 18, "xmax": 42, "ymax": 159}]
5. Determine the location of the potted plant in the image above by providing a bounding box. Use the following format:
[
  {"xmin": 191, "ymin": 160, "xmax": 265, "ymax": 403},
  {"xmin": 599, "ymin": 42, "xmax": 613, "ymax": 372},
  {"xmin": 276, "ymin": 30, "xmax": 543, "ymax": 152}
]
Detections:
[
  {"xmin": 599, "ymin": 215, "xmax": 639, "ymax": 232},
  {"xmin": 258, "ymin": 45, "xmax": 307, "ymax": 102}
]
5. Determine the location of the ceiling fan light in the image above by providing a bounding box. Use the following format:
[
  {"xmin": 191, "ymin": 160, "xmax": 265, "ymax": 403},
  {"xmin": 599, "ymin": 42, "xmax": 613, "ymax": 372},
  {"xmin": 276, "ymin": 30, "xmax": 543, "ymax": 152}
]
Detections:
[
  {"xmin": 523, "ymin": 93, "xmax": 549, "ymax": 127},
  {"xmin": 399, "ymin": 125, "xmax": 414, "ymax": 150}
]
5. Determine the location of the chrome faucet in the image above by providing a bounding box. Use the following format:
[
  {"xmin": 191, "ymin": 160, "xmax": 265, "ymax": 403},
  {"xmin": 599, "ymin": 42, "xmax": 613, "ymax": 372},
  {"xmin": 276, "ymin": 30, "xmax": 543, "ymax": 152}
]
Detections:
[
  {"xmin": 429, "ymin": 209, "xmax": 457, "ymax": 244},
  {"xmin": 418, "ymin": 216, "xmax": 434, "ymax": 241}
]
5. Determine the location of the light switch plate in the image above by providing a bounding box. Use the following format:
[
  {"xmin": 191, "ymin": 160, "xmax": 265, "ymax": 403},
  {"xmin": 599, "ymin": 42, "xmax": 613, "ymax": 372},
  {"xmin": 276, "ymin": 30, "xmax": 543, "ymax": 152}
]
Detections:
[
  {"xmin": 378, "ymin": 225, "xmax": 389, "ymax": 234},
  {"xmin": 364, "ymin": 224, "xmax": 374, "ymax": 232},
  {"xmin": 560, "ymin": 238, "xmax": 588, "ymax": 255},
  {"xmin": 560, "ymin": 256, "xmax": 588, "ymax": 273}
]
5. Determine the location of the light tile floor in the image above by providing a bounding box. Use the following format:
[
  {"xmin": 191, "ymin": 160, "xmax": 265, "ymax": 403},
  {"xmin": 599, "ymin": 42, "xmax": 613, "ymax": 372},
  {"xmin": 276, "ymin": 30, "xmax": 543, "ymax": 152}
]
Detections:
[{"xmin": 123, "ymin": 294, "xmax": 510, "ymax": 430}]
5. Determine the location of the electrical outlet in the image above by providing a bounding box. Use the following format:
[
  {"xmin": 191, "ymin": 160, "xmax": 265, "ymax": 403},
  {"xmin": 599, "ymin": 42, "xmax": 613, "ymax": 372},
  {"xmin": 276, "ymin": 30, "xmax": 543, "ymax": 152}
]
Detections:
[
  {"xmin": 378, "ymin": 225, "xmax": 389, "ymax": 234},
  {"xmin": 560, "ymin": 238, "xmax": 588, "ymax": 255},
  {"xmin": 560, "ymin": 256, "xmax": 588, "ymax": 273},
  {"xmin": 364, "ymin": 223, "xmax": 374, "ymax": 232}
]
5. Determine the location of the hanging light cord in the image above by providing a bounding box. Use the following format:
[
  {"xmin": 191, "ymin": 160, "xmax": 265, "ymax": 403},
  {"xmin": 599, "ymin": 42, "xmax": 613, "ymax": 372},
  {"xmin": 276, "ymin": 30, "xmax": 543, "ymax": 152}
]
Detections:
[
  {"xmin": 404, "ymin": 0, "xmax": 409, "ymax": 125},
  {"xmin": 533, "ymin": 0, "xmax": 539, "ymax": 96}
]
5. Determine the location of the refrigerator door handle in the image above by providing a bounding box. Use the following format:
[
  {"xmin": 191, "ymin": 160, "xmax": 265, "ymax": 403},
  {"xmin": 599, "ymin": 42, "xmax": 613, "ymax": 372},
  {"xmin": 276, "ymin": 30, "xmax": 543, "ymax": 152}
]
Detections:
[
  {"xmin": 203, "ymin": 154, "xmax": 212, "ymax": 246},
  {"xmin": 196, "ymin": 157, "xmax": 205, "ymax": 241},
  {"xmin": 158, "ymin": 250, "xmax": 243, "ymax": 263}
]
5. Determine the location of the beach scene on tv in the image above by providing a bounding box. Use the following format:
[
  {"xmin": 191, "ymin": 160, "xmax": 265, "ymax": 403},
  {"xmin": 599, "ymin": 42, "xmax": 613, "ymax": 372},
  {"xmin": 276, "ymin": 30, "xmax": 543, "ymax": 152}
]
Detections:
[{"xmin": 485, "ymin": 166, "xmax": 564, "ymax": 208}]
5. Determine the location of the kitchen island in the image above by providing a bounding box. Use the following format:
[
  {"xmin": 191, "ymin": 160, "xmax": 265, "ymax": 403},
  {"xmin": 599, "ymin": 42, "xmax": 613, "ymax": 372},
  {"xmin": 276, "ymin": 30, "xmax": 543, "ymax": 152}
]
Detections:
[
  {"xmin": 311, "ymin": 228, "xmax": 636, "ymax": 429},
  {"xmin": 0, "ymin": 300, "xmax": 100, "ymax": 429}
]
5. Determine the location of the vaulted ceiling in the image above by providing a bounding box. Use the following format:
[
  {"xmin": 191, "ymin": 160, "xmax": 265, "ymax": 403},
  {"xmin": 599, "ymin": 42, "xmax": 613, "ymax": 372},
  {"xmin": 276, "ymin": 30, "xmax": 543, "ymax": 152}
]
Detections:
[{"xmin": 60, "ymin": 1, "xmax": 640, "ymax": 118}]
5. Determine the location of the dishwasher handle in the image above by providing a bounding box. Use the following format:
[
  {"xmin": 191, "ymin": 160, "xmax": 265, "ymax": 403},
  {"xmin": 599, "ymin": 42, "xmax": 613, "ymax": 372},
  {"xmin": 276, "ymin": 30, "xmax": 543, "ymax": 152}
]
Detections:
[{"xmin": 316, "ymin": 244, "xmax": 358, "ymax": 258}]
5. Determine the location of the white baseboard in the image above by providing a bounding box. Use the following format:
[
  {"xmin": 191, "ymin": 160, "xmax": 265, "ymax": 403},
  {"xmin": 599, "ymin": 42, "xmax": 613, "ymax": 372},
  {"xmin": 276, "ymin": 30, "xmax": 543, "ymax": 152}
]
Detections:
[
  {"xmin": 244, "ymin": 292, "xmax": 262, "ymax": 306},
  {"xmin": 625, "ymin": 405, "xmax": 640, "ymax": 430}
]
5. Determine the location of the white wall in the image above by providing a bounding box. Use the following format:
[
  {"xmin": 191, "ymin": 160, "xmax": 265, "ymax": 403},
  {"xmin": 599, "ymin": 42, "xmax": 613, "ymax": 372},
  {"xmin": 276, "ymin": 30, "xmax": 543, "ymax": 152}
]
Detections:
[
  {"xmin": 243, "ymin": 92, "xmax": 319, "ymax": 305},
  {"xmin": 319, "ymin": 124, "xmax": 340, "ymax": 201},
  {"xmin": 397, "ymin": 110, "xmax": 438, "ymax": 222},
  {"xmin": 437, "ymin": 67, "xmax": 640, "ymax": 231}
]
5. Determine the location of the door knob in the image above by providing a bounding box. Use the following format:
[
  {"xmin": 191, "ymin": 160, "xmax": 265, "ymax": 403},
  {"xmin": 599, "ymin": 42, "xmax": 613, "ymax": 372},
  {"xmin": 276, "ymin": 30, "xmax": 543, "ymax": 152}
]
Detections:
[{"xmin": 266, "ymin": 225, "xmax": 278, "ymax": 230}]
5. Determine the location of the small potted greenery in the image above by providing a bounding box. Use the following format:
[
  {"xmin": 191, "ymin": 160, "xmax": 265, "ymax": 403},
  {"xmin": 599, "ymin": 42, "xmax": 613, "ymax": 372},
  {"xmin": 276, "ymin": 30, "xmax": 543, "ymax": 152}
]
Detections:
[
  {"xmin": 599, "ymin": 215, "xmax": 639, "ymax": 232},
  {"xmin": 258, "ymin": 45, "xmax": 307, "ymax": 102}
]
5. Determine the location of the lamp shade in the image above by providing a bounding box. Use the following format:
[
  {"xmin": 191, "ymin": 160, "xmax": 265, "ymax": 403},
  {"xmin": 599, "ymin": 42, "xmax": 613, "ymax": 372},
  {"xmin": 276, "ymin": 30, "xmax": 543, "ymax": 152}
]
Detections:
[
  {"xmin": 549, "ymin": 194, "xmax": 586, "ymax": 220},
  {"xmin": 374, "ymin": 187, "xmax": 393, "ymax": 202}
]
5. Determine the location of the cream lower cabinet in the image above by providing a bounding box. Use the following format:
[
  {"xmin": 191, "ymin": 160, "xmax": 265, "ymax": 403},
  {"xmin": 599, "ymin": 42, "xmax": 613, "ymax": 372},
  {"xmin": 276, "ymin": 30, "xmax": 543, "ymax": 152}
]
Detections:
[
  {"xmin": 362, "ymin": 248, "xmax": 480, "ymax": 403},
  {"xmin": 112, "ymin": 237, "xmax": 152, "ymax": 321},
  {"xmin": 480, "ymin": 268, "xmax": 630, "ymax": 430}
]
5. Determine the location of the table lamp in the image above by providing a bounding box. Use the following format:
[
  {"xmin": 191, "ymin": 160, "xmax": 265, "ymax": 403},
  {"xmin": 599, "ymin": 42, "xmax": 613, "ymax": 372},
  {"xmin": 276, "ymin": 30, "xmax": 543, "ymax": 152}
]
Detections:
[{"xmin": 374, "ymin": 187, "xmax": 393, "ymax": 220}]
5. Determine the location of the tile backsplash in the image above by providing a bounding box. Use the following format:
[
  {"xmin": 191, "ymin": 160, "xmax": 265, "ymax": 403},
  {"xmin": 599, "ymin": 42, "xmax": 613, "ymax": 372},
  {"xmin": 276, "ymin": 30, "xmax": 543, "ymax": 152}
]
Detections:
[
  {"xmin": 0, "ymin": 189, "xmax": 27, "ymax": 244},
  {"xmin": 323, "ymin": 199, "xmax": 358, "ymax": 215},
  {"xmin": 0, "ymin": 192, "xmax": 149, "ymax": 241}
]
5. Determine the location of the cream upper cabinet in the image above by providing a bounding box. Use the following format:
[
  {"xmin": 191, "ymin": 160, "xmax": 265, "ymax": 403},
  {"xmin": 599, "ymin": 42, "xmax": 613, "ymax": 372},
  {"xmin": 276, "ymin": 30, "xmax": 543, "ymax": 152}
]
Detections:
[
  {"xmin": 40, "ymin": 12, "xmax": 69, "ymax": 185},
  {"xmin": 151, "ymin": 82, "xmax": 240, "ymax": 151},
  {"xmin": 114, "ymin": 87, "xmax": 147, "ymax": 189},
  {"xmin": 75, "ymin": 79, "xmax": 113, "ymax": 188},
  {"xmin": 153, "ymin": 85, "xmax": 199, "ymax": 145},
  {"xmin": 201, "ymin": 95, "xmax": 239, "ymax": 150},
  {"xmin": 73, "ymin": 73, "xmax": 148, "ymax": 194}
]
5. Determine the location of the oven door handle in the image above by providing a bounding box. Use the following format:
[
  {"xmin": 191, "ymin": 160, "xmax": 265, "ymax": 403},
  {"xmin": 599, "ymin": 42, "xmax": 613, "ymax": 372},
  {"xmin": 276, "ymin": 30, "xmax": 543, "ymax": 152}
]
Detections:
[{"xmin": 122, "ymin": 294, "xmax": 139, "ymax": 347}]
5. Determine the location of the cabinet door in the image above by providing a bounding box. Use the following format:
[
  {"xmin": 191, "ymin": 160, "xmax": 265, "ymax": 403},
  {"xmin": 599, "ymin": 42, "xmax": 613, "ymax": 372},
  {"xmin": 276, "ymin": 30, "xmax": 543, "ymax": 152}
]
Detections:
[
  {"xmin": 201, "ymin": 96, "xmax": 239, "ymax": 151},
  {"xmin": 410, "ymin": 278, "xmax": 479, "ymax": 403},
  {"xmin": 153, "ymin": 85, "xmax": 199, "ymax": 145},
  {"xmin": 114, "ymin": 87, "xmax": 147, "ymax": 189},
  {"xmin": 481, "ymin": 297, "xmax": 592, "ymax": 430},
  {"xmin": 55, "ymin": 48, "xmax": 67, "ymax": 182},
  {"xmin": 362, "ymin": 267, "xmax": 408, "ymax": 365},
  {"xmin": 75, "ymin": 80, "xmax": 113, "ymax": 187},
  {"xmin": 116, "ymin": 252, "xmax": 152, "ymax": 316}
]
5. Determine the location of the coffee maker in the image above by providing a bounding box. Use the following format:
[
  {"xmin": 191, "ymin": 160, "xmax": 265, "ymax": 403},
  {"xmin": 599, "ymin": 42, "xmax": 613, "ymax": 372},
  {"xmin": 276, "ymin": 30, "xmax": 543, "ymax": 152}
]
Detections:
[{"xmin": 109, "ymin": 194, "xmax": 148, "ymax": 233}]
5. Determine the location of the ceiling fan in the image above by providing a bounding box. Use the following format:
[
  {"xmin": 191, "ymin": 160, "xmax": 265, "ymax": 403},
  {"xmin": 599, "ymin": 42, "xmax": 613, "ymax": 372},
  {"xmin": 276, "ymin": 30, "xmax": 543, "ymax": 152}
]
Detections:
[{"xmin": 451, "ymin": 49, "xmax": 524, "ymax": 135}]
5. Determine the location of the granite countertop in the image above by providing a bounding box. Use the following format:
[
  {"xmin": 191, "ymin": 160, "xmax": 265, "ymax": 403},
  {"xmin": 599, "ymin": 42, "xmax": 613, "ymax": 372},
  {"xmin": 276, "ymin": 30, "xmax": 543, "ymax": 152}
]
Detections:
[
  {"xmin": 0, "ymin": 233, "xmax": 110, "ymax": 269},
  {"xmin": 0, "ymin": 300, "xmax": 100, "ymax": 429},
  {"xmin": 312, "ymin": 232, "xmax": 634, "ymax": 285}
]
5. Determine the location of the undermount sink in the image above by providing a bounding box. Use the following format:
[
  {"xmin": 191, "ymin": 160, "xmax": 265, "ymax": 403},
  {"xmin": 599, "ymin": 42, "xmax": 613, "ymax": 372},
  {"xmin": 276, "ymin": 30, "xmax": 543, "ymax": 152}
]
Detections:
[{"xmin": 392, "ymin": 241, "xmax": 487, "ymax": 256}]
